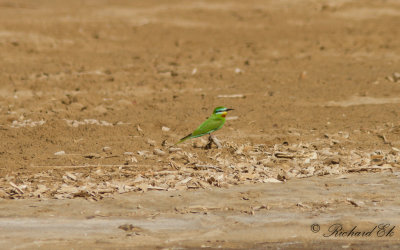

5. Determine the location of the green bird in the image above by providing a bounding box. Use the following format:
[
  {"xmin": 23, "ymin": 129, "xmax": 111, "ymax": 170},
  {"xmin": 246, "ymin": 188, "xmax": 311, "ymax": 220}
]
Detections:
[{"xmin": 176, "ymin": 106, "xmax": 234, "ymax": 145}]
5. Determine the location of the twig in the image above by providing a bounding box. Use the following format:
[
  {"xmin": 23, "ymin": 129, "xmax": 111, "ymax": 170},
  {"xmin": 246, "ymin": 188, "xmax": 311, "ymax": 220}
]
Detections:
[
  {"xmin": 193, "ymin": 164, "xmax": 223, "ymax": 172},
  {"xmin": 347, "ymin": 166, "xmax": 393, "ymax": 173}
]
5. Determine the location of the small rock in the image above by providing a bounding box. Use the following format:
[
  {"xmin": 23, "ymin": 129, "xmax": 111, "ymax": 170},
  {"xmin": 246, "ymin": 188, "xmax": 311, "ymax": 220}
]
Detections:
[
  {"xmin": 54, "ymin": 151, "xmax": 66, "ymax": 156},
  {"xmin": 162, "ymin": 126, "xmax": 170, "ymax": 132},
  {"xmin": 102, "ymin": 146, "xmax": 111, "ymax": 152}
]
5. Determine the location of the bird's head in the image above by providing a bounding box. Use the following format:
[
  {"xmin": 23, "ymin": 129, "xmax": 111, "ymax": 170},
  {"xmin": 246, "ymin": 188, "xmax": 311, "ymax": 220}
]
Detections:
[{"xmin": 213, "ymin": 106, "xmax": 234, "ymax": 118}]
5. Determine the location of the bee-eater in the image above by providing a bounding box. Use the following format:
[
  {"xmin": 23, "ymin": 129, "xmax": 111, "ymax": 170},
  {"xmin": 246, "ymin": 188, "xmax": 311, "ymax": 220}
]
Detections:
[{"xmin": 176, "ymin": 106, "xmax": 234, "ymax": 146}]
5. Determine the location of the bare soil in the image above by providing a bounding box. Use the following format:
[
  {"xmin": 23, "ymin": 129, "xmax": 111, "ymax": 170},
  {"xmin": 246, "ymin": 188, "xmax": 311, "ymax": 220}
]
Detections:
[{"xmin": 1, "ymin": 0, "xmax": 400, "ymax": 248}]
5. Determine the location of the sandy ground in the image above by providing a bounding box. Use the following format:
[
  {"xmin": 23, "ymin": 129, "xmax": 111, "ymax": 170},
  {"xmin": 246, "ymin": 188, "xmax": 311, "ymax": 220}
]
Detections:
[
  {"xmin": 1, "ymin": 0, "xmax": 400, "ymax": 248},
  {"xmin": 1, "ymin": 173, "xmax": 400, "ymax": 249}
]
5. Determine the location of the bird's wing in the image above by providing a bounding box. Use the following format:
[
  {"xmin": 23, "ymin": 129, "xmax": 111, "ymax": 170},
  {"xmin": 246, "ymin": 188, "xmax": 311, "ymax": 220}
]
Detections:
[{"xmin": 191, "ymin": 116, "xmax": 225, "ymax": 137}]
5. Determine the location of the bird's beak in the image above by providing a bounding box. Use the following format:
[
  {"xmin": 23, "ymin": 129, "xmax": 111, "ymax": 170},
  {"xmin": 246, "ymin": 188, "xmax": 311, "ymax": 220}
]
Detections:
[{"xmin": 226, "ymin": 108, "xmax": 234, "ymax": 111}]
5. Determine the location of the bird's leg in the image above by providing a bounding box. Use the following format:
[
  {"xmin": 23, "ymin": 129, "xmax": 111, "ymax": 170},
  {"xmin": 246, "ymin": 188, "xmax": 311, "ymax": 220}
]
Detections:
[
  {"xmin": 205, "ymin": 134, "xmax": 222, "ymax": 149},
  {"xmin": 205, "ymin": 135, "xmax": 213, "ymax": 149}
]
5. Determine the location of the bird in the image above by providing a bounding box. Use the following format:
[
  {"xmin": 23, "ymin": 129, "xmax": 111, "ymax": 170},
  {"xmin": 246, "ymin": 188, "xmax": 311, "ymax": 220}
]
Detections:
[{"xmin": 175, "ymin": 106, "xmax": 234, "ymax": 147}]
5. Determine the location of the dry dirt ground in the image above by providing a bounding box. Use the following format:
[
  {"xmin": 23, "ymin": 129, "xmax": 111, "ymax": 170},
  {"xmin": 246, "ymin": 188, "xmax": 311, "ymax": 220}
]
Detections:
[{"xmin": 1, "ymin": 0, "xmax": 400, "ymax": 248}]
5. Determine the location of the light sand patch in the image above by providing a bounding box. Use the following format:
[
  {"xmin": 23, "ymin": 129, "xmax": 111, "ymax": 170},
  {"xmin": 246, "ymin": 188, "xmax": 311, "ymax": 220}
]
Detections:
[{"xmin": 325, "ymin": 96, "xmax": 400, "ymax": 107}]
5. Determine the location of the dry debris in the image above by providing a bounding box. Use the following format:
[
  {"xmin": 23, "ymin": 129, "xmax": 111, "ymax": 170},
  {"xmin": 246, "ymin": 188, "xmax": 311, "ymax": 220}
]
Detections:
[{"xmin": 1, "ymin": 132, "xmax": 398, "ymax": 200}]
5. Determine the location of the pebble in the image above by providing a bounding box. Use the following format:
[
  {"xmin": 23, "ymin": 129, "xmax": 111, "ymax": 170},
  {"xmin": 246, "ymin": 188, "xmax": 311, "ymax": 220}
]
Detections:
[
  {"xmin": 54, "ymin": 151, "xmax": 66, "ymax": 156},
  {"xmin": 162, "ymin": 126, "xmax": 170, "ymax": 132},
  {"xmin": 102, "ymin": 146, "xmax": 111, "ymax": 152}
]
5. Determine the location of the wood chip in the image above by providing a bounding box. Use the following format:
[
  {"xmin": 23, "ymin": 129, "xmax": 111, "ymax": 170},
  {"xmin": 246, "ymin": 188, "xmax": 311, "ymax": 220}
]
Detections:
[
  {"xmin": 263, "ymin": 178, "xmax": 282, "ymax": 183},
  {"xmin": 274, "ymin": 152, "xmax": 295, "ymax": 159},
  {"xmin": 176, "ymin": 177, "xmax": 192, "ymax": 185},
  {"xmin": 147, "ymin": 186, "xmax": 167, "ymax": 191},
  {"xmin": 153, "ymin": 148, "xmax": 166, "ymax": 156},
  {"xmin": 346, "ymin": 198, "xmax": 365, "ymax": 207},
  {"xmin": 168, "ymin": 147, "xmax": 182, "ymax": 153},
  {"xmin": 348, "ymin": 166, "xmax": 393, "ymax": 173},
  {"xmin": 9, "ymin": 182, "xmax": 24, "ymax": 194},
  {"xmin": 65, "ymin": 172, "xmax": 77, "ymax": 181}
]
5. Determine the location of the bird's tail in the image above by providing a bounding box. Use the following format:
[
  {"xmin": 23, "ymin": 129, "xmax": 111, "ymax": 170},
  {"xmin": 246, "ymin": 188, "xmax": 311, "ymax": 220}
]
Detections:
[{"xmin": 174, "ymin": 133, "xmax": 192, "ymax": 145}]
